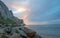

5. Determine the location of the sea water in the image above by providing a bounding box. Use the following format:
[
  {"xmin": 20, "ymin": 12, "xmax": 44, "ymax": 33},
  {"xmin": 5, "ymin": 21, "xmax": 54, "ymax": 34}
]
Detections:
[{"xmin": 26, "ymin": 24, "xmax": 60, "ymax": 38}]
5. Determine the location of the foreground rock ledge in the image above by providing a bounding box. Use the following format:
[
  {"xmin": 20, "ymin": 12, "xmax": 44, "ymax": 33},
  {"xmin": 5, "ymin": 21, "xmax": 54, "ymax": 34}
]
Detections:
[{"xmin": 0, "ymin": 24, "xmax": 41, "ymax": 38}]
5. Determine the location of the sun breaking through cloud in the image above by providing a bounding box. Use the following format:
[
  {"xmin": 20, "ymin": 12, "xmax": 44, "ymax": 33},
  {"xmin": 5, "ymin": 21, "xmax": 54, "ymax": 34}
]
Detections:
[{"xmin": 11, "ymin": 5, "xmax": 30, "ymax": 13}]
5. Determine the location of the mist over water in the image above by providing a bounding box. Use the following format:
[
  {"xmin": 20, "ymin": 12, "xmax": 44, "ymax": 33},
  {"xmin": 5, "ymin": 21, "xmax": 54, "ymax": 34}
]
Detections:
[{"xmin": 26, "ymin": 24, "xmax": 60, "ymax": 38}]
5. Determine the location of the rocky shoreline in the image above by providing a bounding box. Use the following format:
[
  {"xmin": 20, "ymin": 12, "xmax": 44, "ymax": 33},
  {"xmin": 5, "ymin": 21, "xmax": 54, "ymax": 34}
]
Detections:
[{"xmin": 0, "ymin": 23, "xmax": 41, "ymax": 38}]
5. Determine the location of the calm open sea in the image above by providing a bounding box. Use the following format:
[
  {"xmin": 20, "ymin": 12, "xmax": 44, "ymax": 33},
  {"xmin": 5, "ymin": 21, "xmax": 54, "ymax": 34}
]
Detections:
[{"xmin": 26, "ymin": 24, "xmax": 60, "ymax": 38}]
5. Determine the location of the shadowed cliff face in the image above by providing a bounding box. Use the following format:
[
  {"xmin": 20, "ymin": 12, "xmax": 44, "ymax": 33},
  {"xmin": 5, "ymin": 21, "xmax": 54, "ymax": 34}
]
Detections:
[{"xmin": 0, "ymin": 0, "xmax": 13, "ymax": 19}]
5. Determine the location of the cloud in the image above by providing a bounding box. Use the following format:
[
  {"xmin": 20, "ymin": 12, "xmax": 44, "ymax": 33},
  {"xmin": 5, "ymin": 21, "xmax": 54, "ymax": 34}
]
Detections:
[
  {"xmin": 48, "ymin": 19, "xmax": 60, "ymax": 24},
  {"xmin": 11, "ymin": 5, "xmax": 30, "ymax": 12},
  {"xmin": 28, "ymin": 0, "xmax": 60, "ymax": 21},
  {"xmin": 2, "ymin": 0, "xmax": 60, "ymax": 25},
  {"xmin": 28, "ymin": 21, "xmax": 48, "ymax": 25},
  {"xmin": 10, "ymin": 5, "xmax": 31, "ymax": 25}
]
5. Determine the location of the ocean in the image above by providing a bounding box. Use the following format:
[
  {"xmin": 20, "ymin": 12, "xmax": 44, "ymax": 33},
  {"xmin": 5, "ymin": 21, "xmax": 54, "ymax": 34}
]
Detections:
[{"xmin": 26, "ymin": 24, "xmax": 60, "ymax": 38}]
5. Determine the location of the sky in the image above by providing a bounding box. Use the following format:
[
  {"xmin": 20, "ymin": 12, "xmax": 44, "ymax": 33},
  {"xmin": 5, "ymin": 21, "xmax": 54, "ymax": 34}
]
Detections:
[{"xmin": 1, "ymin": 0, "xmax": 60, "ymax": 25}]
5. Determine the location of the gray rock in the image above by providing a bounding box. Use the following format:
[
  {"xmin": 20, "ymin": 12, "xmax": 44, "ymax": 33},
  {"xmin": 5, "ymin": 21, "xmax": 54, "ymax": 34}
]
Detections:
[
  {"xmin": 33, "ymin": 34, "xmax": 41, "ymax": 38},
  {"xmin": 14, "ymin": 27, "xmax": 27, "ymax": 37},
  {"xmin": 18, "ymin": 30, "xmax": 27, "ymax": 37},
  {"xmin": 21, "ymin": 27, "xmax": 36, "ymax": 38},
  {"xmin": 9, "ymin": 33, "xmax": 21, "ymax": 38},
  {"xmin": 1, "ymin": 33, "xmax": 9, "ymax": 38}
]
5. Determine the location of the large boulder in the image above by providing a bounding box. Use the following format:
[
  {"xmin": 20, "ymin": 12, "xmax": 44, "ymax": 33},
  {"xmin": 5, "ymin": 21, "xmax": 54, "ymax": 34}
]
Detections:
[{"xmin": 21, "ymin": 27, "xmax": 36, "ymax": 38}]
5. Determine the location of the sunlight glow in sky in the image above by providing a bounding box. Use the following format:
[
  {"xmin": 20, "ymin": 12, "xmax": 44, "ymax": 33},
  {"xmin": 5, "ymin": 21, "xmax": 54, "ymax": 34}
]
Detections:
[
  {"xmin": 11, "ymin": 5, "xmax": 30, "ymax": 25},
  {"xmin": 11, "ymin": 5, "xmax": 30, "ymax": 13}
]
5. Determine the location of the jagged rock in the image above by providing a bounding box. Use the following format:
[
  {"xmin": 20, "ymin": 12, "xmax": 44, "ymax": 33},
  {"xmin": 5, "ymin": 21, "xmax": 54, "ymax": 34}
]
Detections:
[
  {"xmin": 0, "ymin": 25, "xmax": 41, "ymax": 38},
  {"xmin": 13, "ymin": 27, "xmax": 27, "ymax": 37},
  {"xmin": 18, "ymin": 30, "xmax": 27, "ymax": 37},
  {"xmin": 21, "ymin": 27, "xmax": 36, "ymax": 38},
  {"xmin": 4, "ymin": 27, "xmax": 12, "ymax": 35}
]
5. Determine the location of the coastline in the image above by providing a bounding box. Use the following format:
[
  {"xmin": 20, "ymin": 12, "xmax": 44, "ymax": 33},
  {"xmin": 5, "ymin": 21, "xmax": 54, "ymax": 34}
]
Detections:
[{"xmin": 26, "ymin": 25, "xmax": 60, "ymax": 38}]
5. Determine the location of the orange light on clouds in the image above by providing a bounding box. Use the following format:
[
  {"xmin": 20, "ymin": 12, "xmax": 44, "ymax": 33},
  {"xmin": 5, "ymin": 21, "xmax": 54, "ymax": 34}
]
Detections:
[
  {"xmin": 11, "ymin": 5, "xmax": 30, "ymax": 25},
  {"xmin": 22, "ymin": 14, "xmax": 30, "ymax": 25},
  {"xmin": 11, "ymin": 5, "xmax": 30, "ymax": 13}
]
